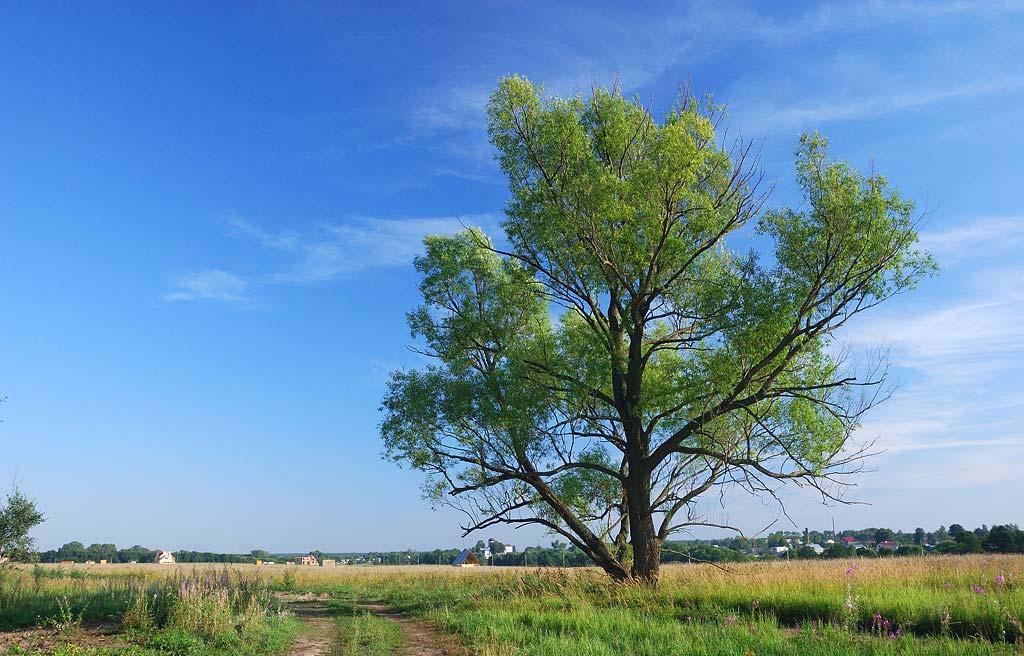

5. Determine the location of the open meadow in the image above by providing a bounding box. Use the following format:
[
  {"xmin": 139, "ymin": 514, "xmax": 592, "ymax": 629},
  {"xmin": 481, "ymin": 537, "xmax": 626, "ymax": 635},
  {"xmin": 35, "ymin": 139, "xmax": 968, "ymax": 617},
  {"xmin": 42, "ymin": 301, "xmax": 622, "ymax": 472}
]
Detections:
[{"xmin": 1, "ymin": 555, "xmax": 1022, "ymax": 655}]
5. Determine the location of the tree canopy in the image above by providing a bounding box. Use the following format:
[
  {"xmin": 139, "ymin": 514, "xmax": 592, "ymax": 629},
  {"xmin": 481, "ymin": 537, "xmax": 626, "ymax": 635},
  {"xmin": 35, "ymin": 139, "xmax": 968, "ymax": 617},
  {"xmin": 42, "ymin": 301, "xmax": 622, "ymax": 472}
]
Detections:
[
  {"xmin": 381, "ymin": 76, "xmax": 934, "ymax": 584},
  {"xmin": 0, "ymin": 486, "xmax": 44, "ymax": 563}
]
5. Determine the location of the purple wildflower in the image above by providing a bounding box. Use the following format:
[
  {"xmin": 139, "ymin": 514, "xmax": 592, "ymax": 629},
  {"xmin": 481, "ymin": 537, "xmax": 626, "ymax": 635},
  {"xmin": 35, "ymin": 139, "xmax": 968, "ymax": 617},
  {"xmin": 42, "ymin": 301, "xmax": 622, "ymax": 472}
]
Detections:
[
  {"xmin": 995, "ymin": 574, "xmax": 1006, "ymax": 586},
  {"xmin": 973, "ymin": 585, "xmax": 984, "ymax": 594}
]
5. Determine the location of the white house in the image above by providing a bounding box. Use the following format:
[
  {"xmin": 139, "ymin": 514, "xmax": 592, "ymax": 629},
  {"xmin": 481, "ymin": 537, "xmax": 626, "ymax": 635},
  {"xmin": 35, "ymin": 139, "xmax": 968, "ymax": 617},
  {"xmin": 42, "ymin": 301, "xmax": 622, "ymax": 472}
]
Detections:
[{"xmin": 155, "ymin": 550, "xmax": 175, "ymax": 565}]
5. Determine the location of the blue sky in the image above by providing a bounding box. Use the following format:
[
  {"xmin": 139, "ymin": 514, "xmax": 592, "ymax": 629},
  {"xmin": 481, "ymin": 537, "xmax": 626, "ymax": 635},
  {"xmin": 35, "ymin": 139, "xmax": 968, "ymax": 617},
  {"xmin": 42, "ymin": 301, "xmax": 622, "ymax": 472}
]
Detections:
[{"xmin": 2, "ymin": 1, "xmax": 1022, "ymax": 553}]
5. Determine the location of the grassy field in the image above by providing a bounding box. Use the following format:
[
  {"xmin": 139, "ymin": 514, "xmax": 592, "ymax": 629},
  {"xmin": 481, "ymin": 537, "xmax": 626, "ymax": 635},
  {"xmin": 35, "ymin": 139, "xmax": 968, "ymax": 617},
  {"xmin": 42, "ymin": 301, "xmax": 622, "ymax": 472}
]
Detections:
[
  {"xmin": 0, "ymin": 565, "xmax": 299, "ymax": 656},
  {"xmin": 1, "ymin": 555, "xmax": 1022, "ymax": 654}
]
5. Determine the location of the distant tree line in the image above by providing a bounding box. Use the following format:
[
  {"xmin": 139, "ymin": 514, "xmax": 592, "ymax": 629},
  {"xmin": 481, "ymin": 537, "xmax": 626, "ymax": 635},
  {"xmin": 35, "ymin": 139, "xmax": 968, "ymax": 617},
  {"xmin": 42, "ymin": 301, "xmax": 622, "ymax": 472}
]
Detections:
[
  {"xmin": 933, "ymin": 524, "xmax": 1023, "ymax": 555},
  {"xmin": 33, "ymin": 523, "xmax": 1022, "ymax": 565},
  {"xmin": 39, "ymin": 542, "xmax": 156, "ymax": 564},
  {"xmin": 37, "ymin": 542, "xmax": 267, "ymax": 564},
  {"xmin": 749, "ymin": 523, "xmax": 1023, "ymax": 560}
]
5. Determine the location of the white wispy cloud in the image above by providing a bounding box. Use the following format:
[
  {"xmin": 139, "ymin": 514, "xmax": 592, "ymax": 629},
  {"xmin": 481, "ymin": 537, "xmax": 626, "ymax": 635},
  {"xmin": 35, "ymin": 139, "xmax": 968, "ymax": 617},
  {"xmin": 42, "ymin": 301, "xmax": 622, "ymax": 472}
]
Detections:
[
  {"xmin": 884, "ymin": 437, "xmax": 1024, "ymax": 453},
  {"xmin": 408, "ymin": 0, "xmax": 1024, "ymax": 165},
  {"xmin": 233, "ymin": 214, "xmax": 499, "ymax": 283},
  {"xmin": 854, "ymin": 297, "xmax": 1023, "ymax": 373},
  {"xmin": 163, "ymin": 270, "xmax": 250, "ymax": 303},
  {"xmin": 876, "ymin": 444, "xmax": 1024, "ymax": 490},
  {"xmin": 919, "ymin": 216, "xmax": 1024, "ymax": 263},
  {"xmin": 164, "ymin": 214, "xmax": 500, "ymax": 302},
  {"xmin": 743, "ymin": 77, "xmax": 1024, "ymax": 130},
  {"xmin": 843, "ymin": 217, "xmax": 1024, "ymax": 463},
  {"xmin": 739, "ymin": 1, "xmax": 1024, "ymax": 42}
]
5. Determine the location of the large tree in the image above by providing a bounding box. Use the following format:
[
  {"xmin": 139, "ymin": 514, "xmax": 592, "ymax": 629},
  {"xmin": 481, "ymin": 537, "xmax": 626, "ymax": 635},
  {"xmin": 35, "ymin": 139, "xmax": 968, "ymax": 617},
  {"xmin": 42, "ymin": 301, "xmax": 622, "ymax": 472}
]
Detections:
[{"xmin": 381, "ymin": 77, "xmax": 933, "ymax": 584}]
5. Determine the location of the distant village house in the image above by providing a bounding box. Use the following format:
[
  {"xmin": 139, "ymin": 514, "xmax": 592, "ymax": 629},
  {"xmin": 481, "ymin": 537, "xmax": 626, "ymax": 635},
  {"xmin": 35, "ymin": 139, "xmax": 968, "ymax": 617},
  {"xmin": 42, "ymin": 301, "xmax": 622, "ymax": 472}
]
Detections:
[
  {"xmin": 296, "ymin": 555, "xmax": 319, "ymax": 566},
  {"xmin": 155, "ymin": 550, "xmax": 175, "ymax": 565},
  {"xmin": 452, "ymin": 549, "xmax": 479, "ymax": 567}
]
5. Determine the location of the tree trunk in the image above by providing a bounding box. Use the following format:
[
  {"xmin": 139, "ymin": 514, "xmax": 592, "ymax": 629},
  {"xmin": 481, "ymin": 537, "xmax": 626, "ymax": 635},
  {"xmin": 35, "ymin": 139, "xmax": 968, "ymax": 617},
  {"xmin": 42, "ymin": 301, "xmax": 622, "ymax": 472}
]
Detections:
[
  {"xmin": 627, "ymin": 489, "xmax": 661, "ymax": 585},
  {"xmin": 624, "ymin": 457, "xmax": 660, "ymax": 584},
  {"xmin": 594, "ymin": 552, "xmax": 631, "ymax": 582},
  {"xmin": 613, "ymin": 499, "xmax": 631, "ymax": 570}
]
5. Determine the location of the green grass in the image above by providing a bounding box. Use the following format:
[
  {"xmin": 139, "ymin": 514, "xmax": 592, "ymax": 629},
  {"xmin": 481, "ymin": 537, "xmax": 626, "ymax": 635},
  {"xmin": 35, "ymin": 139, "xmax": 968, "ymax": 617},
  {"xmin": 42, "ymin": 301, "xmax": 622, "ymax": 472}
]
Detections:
[
  {"xmin": 2, "ymin": 617, "xmax": 301, "ymax": 656},
  {"xmin": 0, "ymin": 568, "xmax": 141, "ymax": 630},
  {"xmin": 334, "ymin": 612, "xmax": 402, "ymax": 656},
  {"xmin": 328, "ymin": 597, "xmax": 403, "ymax": 655},
  {"xmin": 413, "ymin": 598, "xmax": 1016, "ymax": 655},
  {"xmin": 5, "ymin": 557, "xmax": 1023, "ymax": 655},
  {"xmin": 135, "ymin": 617, "xmax": 300, "ymax": 656},
  {"xmin": 0, "ymin": 567, "xmax": 299, "ymax": 656},
  {"xmin": 311, "ymin": 559, "xmax": 1024, "ymax": 655}
]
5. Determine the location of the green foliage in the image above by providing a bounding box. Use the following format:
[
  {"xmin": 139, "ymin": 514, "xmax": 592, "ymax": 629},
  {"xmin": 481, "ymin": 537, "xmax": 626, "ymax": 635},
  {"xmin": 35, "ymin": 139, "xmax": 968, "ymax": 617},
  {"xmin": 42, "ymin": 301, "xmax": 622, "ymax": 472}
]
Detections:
[
  {"xmin": 382, "ymin": 75, "xmax": 935, "ymax": 581},
  {"xmin": 38, "ymin": 543, "xmax": 267, "ymax": 565},
  {"xmin": 951, "ymin": 531, "xmax": 985, "ymax": 554},
  {"xmin": 661, "ymin": 542, "xmax": 750, "ymax": 564},
  {"xmin": 823, "ymin": 543, "xmax": 855, "ymax": 559},
  {"xmin": 0, "ymin": 487, "xmax": 44, "ymax": 563}
]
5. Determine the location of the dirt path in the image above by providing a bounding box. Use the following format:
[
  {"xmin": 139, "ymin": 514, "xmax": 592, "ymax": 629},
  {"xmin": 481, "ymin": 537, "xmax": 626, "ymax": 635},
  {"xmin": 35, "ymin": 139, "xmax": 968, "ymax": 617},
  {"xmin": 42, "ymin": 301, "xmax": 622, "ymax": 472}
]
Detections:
[
  {"xmin": 359, "ymin": 603, "xmax": 451, "ymax": 656},
  {"xmin": 280, "ymin": 594, "xmax": 453, "ymax": 656},
  {"xmin": 283, "ymin": 595, "xmax": 337, "ymax": 656},
  {"xmin": 0, "ymin": 621, "xmax": 123, "ymax": 653}
]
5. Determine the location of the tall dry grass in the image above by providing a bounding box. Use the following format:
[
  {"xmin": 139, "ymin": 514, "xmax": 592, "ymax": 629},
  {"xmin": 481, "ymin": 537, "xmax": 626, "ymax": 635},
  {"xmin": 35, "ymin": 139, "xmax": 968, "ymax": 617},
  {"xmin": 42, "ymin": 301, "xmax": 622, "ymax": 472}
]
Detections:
[{"xmin": 1, "ymin": 564, "xmax": 296, "ymax": 653}]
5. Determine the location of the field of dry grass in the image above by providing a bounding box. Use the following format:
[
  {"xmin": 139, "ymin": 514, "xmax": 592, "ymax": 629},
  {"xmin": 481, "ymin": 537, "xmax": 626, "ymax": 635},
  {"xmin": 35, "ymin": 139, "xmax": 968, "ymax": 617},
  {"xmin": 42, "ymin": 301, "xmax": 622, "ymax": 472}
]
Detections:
[{"xmin": 4, "ymin": 555, "xmax": 1023, "ymax": 654}]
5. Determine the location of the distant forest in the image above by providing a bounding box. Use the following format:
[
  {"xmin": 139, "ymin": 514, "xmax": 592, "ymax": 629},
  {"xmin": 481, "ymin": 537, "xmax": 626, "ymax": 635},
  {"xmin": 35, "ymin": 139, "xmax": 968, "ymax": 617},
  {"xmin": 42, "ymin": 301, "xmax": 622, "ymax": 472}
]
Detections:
[{"xmin": 35, "ymin": 523, "xmax": 1023, "ymax": 566}]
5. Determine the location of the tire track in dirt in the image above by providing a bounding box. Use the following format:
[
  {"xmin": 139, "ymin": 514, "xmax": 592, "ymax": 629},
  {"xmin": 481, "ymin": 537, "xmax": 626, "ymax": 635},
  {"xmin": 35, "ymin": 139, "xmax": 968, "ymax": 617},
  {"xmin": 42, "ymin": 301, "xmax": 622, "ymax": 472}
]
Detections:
[
  {"xmin": 283, "ymin": 596, "xmax": 336, "ymax": 656},
  {"xmin": 359, "ymin": 603, "xmax": 453, "ymax": 656},
  {"xmin": 282, "ymin": 594, "xmax": 453, "ymax": 656}
]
